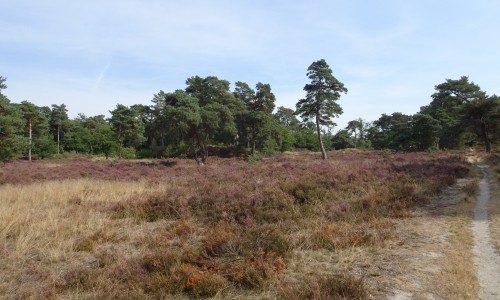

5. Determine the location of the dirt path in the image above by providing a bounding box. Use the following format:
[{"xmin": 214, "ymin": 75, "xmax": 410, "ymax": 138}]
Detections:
[
  {"xmin": 359, "ymin": 176, "xmax": 478, "ymax": 299},
  {"xmin": 472, "ymin": 165, "xmax": 500, "ymax": 299}
]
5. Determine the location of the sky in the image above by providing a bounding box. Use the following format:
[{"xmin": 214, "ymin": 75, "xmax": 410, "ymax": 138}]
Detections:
[{"xmin": 1, "ymin": 0, "xmax": 499, "ymax": 130}]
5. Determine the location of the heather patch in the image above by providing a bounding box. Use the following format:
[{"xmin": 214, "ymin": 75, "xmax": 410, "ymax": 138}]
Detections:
[{"xmin": 0, "ymin": 151, "xmax": 471, "ymax": 299}]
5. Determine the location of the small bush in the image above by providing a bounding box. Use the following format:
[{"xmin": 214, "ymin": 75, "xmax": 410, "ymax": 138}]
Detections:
[
  {"xmin": 225, "ymin": 249, "xmax": 286, "ymax": 288},
  {"xmin": 142, "ymin": 251, "xmax": 182, "ymax": 274},
  {"xmin": 186, "ymin": 269, "xmax": 229, "ymax": 298},
  {"xmin": 284, "ymin": 182, "xmax": 329, "ymax": 204},
  {"xmin": 247, "ymin": 153, "xmax": 262, "ymax": 165},
  {"xmin": 463, "ymin": 179, "xmax": 479, "ymax": 196},
  {"xmin": 278, "ymin": 273, "xmax": 368, "ymax": 300},
  {"xmin": 111, "ymin": 189, "xmax": 189, "ymax": 221},
  {"xmin": 121, "ymin": 147, "xmax": 136, "ymax": 159},
  {"xmin": 136, "ymin": 148, "xmax": 153, "ymax": 159}
]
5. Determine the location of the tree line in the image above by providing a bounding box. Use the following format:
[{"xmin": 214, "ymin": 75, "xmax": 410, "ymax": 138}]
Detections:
[{"xmin": 0, "ymin": 60, "xmax": 499, "ymax": 163}]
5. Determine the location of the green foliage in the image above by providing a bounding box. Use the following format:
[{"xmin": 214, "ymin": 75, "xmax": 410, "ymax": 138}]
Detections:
[
  {"xmin": 121, "ymin": 147, "xmax": 136, "ymax": 159},
  {"xmin": 275, "ymin": 106, "xmax": 300, "ymax": 129},
  {"xmin": 332, "ymin": 129, "xmax": 355, "ymax": 150},
  {"xmin": 422, "ymin": 76, "xmax": 486, "ymax": 150},
  {"xmin": 31, "ymin": 134, "xmax": 56, "ymax": 159},
  {"xmin": 63, "ymin": 120, "xmax": 91, "ymax": 153},
  {"xmin": 247, "ymin": 153, "xmax": 262, "ymax": 165},
  {"xmin": 365, "ymin": 76, "xmax": 498, "ymax": 152},
  {"xmin": 17, "ymin": 100, "xmax": 51, "ymax": 159},
  {"xmin": 291, "ymin": 122, "xmax": 320, "ymax": 151},
  {"xmin": 275, "ymin": 123, "xmax": 295, "ymax": 152},
  {"xmin": 93, "ymin": 124, "xmax": 117, "ymax": 159},
  {"xmin": 49, "ymin": 104, "xmax": 68, "ymax": 155},
  {"xmin": 0, "ymin": 105, "xmax": 25, "ymax": 161},
  {"xmin": 296, "ymin": 59, "xmax": 347, "ymax": 159},
  {"xmin": 0, "ymin": 76, "xmax": 7, "ymax": 91},
  {"xmin": 344, "ymin": 118, "xmax": 371, "ymax": 149},
  {"xmin": 0, "ymin": 79, "xmax": 25, "ymax": 161},
  {"xmin": 233, "ymin": 81, "xmax": 280, "ymax": 155},
  {"xmin": 383, "ymin": 149, "xmax": 393, "ymax": 158},
  {"xmin": 136, "ymin": 148, "xmax": 153, "ymax": 159},
  {"xmin": 178, "ymin": 77, "xmax": 245, "ymax": 163},
  {"xmin": 412, "ymin": 113, "xmax": 441, "ymax": 151},
  {"xmin": 463, "ymin": 94, "xmax": 499, "ymax": 152},
  {"xmin": 109, "ymin": 104, "xmax": 146, "ymax": 159},
  {"xmin": 2, "ymin": 72, "xmax": 498, "ymax": 162},
  {"xmin": 367, "ymin": 113, "xmax": 413, "ymax": 151}
]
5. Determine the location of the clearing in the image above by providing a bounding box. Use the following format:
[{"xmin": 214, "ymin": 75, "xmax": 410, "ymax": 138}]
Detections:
[{"xmin": 0, "ymin": 151, "xmax": 497, "ymax": 299}]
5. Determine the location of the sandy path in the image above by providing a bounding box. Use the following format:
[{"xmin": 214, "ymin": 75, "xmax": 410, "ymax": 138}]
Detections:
[
  {"xmin": 365, "ymin": 176, "xmax": 478, "ymax": 300},
  {"xmin": 472, "ymin": 165, "xmax": 500, "ymax": 300}
]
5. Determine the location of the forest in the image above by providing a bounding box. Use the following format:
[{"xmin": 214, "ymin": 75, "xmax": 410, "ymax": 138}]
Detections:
[{"xmin": 1, "ymin": 59, "xmax": 499, "ymax": 163}]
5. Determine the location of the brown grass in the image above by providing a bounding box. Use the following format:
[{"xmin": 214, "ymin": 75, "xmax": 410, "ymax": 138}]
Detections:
[
  {"xmin": 487, "ymin": 154, "xmax": 500, "ymax": 255},
  {"xmin": 0, "ymin": 151, "xmax": 473, "ymax": 299},
  {"xmin": 0, "ymin": 180, "xmax": 154, "ymax": 298},
  {"xmin": 435, "ymin": 215, "xmax": 478, "ymax": 299},
  {"xmin": 428, "ymin": 167, "xmax": 479, "ymax": 299}
]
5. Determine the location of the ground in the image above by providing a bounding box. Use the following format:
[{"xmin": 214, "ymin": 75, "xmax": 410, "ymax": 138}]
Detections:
[
  {"xmin": 368, "ymin": 153, "xmax": 499, "ymax": 300},
  {"xmin": 0, "ymin": 151, "xmax": 498, "ymax": 299}
]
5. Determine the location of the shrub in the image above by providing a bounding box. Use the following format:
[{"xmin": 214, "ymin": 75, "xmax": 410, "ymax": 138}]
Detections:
[
  {"xmin": 463, "ymin": 179, "xmax": 479, "ymax": 196},
  {"xmin": 225, "ymin": 249, "xmax": 286, "ymax": 288},
  {"xmin": 247, "ymin": 153, "xmax": 262, "ymax": 165},
  {"xmin": 121, "ymin": 147, "xmax": 136, "ymax": 159},
  {"xmin": 136, "ymin": 148, "xmax": 153, "ymax": 159},
  {"xmin": 278, "ymin": 273, "xmax": 368, "ymax": 300},
  {"xmin": 185, "ymin": 268, "xmax": 229, "ymax": 298},
  {"xmin": 111, "ymin": 189, "xmax": 190, "ymax": 221},
  {"xmin": 283, "ymin": 182, "xmax": 329, "ymax": 204}
]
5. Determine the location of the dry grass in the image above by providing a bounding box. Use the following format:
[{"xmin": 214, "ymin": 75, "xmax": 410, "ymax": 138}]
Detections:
[
  {"xmin": 487, "ymin": 154, "xmax": 500, "ymax": 255},
  {"xmin": 0, "ymin": 151, "xmax": 474, "ymax": 299},
  {"xmin": 0, "ymin": 180, "xmax": 157, "ymax": 299},
  {"xmin": 336, "ymin": 176, "xmax": 480, "ymax": 300},
  {"xmin": 435, "ymin": 215, "xmax": 478, "ymax": 299},
  {"xmin": 433, "ymin": 177, "xmax": 479, "ymax": 300},
  {"xmin": 0, "ymin": 179, "xmax": 152, "ymax": 252}
]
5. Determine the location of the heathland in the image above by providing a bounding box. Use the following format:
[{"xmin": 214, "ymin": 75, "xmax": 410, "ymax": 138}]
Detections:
[{"xmin": 1, "ymin": 150, "xmax": 491, "ymax": 299}]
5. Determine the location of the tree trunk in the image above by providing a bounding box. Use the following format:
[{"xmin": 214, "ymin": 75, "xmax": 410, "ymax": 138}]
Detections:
[
  {"xmin": 201, "ymin": 143, "xmax": 208, "ymax": 164},
  {"xmin": 118, "ymin": 143, "xmax": 122, "ymax": 159},
  {"xmin": 194, "ymin": 133, "xmax": 207, "ymax": 166},
  {"xmin": 481, "ymin": 122, "xmax": 492, "ymax": 152},
  {"xmin": 28, "ymin": 118, "xmax": 32, "ymax": 161},
  {"xmin": 57, "ymin": 125, "xmax": 60, "ymax": 155},
  {"xmin": 316, "ymin": 114, "xmax": 327, "ymax": 160},
  {"xmin": 251, "ymin": 124, "xmax": 256, "ymax": 154}
]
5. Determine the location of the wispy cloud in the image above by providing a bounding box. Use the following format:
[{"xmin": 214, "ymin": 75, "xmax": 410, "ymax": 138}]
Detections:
[
  {"xmin": 92, "ymin": 61, "xmax": 111, "ymax": 92},
  {"xmin": 1, "ymin": 0, "xmax": 500, "ymax": 126}
]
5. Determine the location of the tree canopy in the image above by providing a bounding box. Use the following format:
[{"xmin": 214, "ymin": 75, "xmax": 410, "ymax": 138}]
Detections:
[
  {"xmin": 0, "ymin": 73, "xmax": 498, "ymax": 163},
  {"xmin": 296, "ymin": 59, "xmax": 347, "ymax": 159}
]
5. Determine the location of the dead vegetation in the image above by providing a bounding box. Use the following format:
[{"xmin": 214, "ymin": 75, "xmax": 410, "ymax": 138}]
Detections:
[
  {"xmin": 486, "ymin": 154, "xmax": 500, "ymax": 255},
  {"xmin": 0, "ymin": 151, "xmax": 474, "ymax": 299}
]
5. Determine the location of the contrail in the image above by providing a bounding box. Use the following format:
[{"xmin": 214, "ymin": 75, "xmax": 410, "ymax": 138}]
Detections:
[{"xmin": 93, "ymin": 60, "xmax": 111, "ymax": 91}]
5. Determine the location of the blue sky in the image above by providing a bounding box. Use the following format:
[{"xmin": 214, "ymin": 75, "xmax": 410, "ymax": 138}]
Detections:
[{"xmin": 1, "ymin": 0, "xmax": 499, "ymax": 129}]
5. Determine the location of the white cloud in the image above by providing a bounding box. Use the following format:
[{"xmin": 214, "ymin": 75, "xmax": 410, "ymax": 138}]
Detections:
[{"xmin": 1, "ymin": 0, "xmax": 500, "ymax": 125}]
